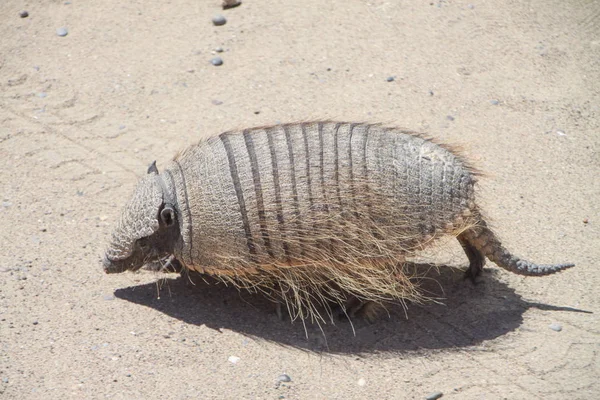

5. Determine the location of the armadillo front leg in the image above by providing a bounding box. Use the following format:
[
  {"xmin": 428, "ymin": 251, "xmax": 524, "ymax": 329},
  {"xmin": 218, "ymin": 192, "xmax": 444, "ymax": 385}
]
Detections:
[{"xmin": 457, "ymin": 232, "xmax": 486, "ymax": 282}]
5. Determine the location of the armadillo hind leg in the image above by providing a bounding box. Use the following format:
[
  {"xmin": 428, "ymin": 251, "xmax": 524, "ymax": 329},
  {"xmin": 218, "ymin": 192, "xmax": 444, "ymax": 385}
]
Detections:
[
  {"xmin": 459, "ymin": 220, "xmax": 575, "ymax": 276},
  {"xmin": 336, "ymin": 296, "xmax": 379, "ymax": 322},
  {"xmin": 457, "ymin": 233, "xmax": 486, "ymax": 282}
]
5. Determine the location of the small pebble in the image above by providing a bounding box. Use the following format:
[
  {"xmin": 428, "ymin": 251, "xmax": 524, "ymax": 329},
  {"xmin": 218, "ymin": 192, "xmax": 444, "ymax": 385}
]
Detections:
[
  {"xmin": 212, "ymin": 15, "xmax": 227, "ymax": 26},
  {"xmin": 386, "ymin": 76, "xmax": 395, "ymax": 82},
  {"xmin": 211, "ymin": 99, "xmax": 223, "ymax": 105},
  {"xmin": 211, "ymin": 57, "xmax": 223, "ymax": 66},
  {"xmin": 103, "ymin": 294, "xmax": 115, "ymax": 301},
  {"xmin": 549, "ymin": 323, "xmax": 562, "ymax": 332},
  {"xmin": 357, "ymin": 378, "xmax": 366, "ymax": 387},
  {"xmin": 556, "ymin": 130, "xmax": 566, "ymax": 136},
  {"xmin": 490, "ymin": 99, "xmax": 499, "ymax": 105},
  {"xmin": 215, "ymin": 47, "xmax": 224, "ymax": 53},
  {"xmin": 2, "ymin": 201, "xmax": 12, "ymax": 208},
  {"xmin": 32, "ymin": 321, "xmax": 38, "ymax": 325},
  {"xmin": 38, "ymin": 92, "xmax": 47, "ymax": 98},
  {"xmin": 222, "ymin": 0, "xmax": 242, "ymax": 9},
  {"xmin": 277, "ymin": 374, "xmax": 291, "ymax": 383},
  {"xmin": 425, "ymin": 392, "xmax": 443, "ymax": 400},
  {"xmin": 446, "ymin": 115, "xmax": 455, "ymax": 121},
  {"xmin": 228, "ymin": 355, "xmax": 240, "ymax": 364},
  {"xmin": 2, "ymin": 377, "xmax": 8, "ymax": 383},
  {"xmin": 56, "ymin": 27, "xmax": 68, "ymax": 37},
  {"xmin": 467, "ymin": 4, "xmax": 475, "ymax": 9},
  {"xmin": 20, "ymin": 11, "xmax": 29, "ymax": 18},
  {"xmin": 583, "ymin": 218, "xmax": 589, "ymax": 224}
]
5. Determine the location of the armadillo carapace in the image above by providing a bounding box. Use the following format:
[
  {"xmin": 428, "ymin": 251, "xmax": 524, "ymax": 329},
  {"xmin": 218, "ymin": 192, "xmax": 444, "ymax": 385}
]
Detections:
[{"xmin": 103, "ymin": 121, "xmax": 573, "ymax": 317}]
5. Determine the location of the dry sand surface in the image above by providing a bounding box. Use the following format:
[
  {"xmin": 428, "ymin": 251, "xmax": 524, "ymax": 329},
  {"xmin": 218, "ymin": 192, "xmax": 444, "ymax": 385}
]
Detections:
[{"xmin": 1, "ymin": 0, "xmax": 599, "ymax": 399}]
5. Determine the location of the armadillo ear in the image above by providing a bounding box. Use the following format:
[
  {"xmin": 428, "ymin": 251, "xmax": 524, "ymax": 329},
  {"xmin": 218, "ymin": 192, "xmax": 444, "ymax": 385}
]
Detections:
[
  {"xmin": 147, "ymin": 161, "xmax": 159, "ymax": 175},
  {"xmin": 160, "ymin": 205, "xmax": 175, "ymax": 227}
]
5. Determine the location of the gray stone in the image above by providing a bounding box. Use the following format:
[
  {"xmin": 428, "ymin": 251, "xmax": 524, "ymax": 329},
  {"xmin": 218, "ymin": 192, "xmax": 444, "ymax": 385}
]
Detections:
[
  {"xmin": 56, "ymin": 27, "xmax": 68, "ymax": 37},
  {"xmin": 211, "ymin": 57, "xmax": 223, "ymax": 66},
  {"xmin": 425, "ymin": 392, "xmax": 443, "ymax": 400},
  {"xmin": 212, "ymin": 15, "xmax": 227, "ymax": 26},
  {"xmin": 549, "ymin": 323, "xmax": 562, "ymax": 332}
]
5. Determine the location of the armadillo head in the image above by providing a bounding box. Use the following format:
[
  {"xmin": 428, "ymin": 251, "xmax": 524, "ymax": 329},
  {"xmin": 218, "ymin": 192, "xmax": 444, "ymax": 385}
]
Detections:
[{"xmin": 103, "ymin": 162, "xmax": 180, "ymax": 273}]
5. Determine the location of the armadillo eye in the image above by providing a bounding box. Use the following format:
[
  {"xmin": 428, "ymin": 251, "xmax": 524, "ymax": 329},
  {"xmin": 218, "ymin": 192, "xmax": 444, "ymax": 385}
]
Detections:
[
  {"xmin": 138, "ymin": 237, "xmax": 150, "ymax": 251},
  {"xmin": 160, "ymin": 205, "xmax": 175, "ymax": 227}
]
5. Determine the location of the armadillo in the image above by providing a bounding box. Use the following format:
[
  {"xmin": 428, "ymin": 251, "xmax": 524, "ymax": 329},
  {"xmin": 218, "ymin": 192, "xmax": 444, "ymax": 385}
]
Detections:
[{"xmin": 103, "ymin": 121, "xmax": 573, "ymax": 318}]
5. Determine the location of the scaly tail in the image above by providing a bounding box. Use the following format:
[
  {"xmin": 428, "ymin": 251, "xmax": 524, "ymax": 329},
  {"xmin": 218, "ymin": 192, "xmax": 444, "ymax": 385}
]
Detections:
[{"xmin": 457, "ymin": 218, "xmax": 575, "ymax": 279}]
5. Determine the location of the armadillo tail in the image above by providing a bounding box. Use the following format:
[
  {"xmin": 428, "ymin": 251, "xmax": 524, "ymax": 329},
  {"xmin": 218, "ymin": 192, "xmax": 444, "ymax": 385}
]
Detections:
[{"xmin": 459, "ymin": 220, "xmax": 575, "ymax": 277}]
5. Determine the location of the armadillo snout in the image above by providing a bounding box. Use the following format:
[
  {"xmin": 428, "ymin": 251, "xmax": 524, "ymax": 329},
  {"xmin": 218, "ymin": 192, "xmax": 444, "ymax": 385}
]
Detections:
[{"xmin": 103, "ymin": 254, "xmax": 133, "ymax": 274}]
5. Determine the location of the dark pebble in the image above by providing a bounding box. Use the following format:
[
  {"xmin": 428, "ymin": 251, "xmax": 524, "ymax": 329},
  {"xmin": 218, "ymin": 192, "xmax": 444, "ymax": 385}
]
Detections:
[
  {"xmin": 386, "ymin": 76, "xmax": 395, "ymax": 82},
  {"xmin": 211, "ymin": 99, "xmax": 223, "ymax": 105},
  {"xmin": 446, "ymin": 115, "xmax": 455, "ymax": 121},
  {"xmin": 277, "ymin": 374, "xmax": 291, "ymax": 383},
  {"xmin": 212, "ymin": 15, "xmax": 227, "ymax": 26},
  {"xmin": 211, "ymin": 57, "xmax": 223, "ymax": 66},
  {"xmin": 56, "ymin": 27, "xmax": 68, "ymax": 37},
  {"xmin": 20, "ymin": 11, "xmax": 29, "ymax": 18},
  {"xmin": 33, "ymin": 321, "xmax": 38, "ymax": 325},
  {"xmin": 222, "ymin": 0, "xmax": 242, "ymax": 9},
  {"xmin": 425, "ymin": 392, "xmax": 443, "ymax": 400}
]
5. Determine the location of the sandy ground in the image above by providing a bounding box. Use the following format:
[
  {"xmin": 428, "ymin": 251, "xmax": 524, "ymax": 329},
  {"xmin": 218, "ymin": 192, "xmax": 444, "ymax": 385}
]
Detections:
[{"xmin": 1, "ymin": 0, "xmax": 599, "ymax": 399}]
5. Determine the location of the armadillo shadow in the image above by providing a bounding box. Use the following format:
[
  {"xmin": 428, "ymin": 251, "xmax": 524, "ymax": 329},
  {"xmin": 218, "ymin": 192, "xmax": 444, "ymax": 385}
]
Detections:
[{"xmin": 113, "ymin": 266, "xmax": 582, "ymax": 354}]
